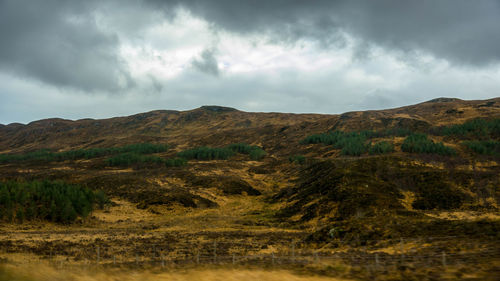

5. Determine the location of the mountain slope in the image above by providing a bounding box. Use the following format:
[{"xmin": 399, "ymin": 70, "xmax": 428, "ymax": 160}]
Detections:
[{"xmin": 1, "ymin": 97, "xmax": 498, "ymax": 154}]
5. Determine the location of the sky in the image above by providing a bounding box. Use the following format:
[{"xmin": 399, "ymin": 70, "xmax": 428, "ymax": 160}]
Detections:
[{"xmin": 1, "ymin": 0, "xmax": 499, "ymax": 124}]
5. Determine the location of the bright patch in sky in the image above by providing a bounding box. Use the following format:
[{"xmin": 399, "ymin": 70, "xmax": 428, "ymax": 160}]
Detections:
[{"xmin": 0, "ymin": 1, "xmax": 499, "ymax": 124}]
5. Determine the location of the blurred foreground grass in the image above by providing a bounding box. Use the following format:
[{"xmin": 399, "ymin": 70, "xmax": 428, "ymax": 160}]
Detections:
[{"xmin": 0, "ymin": 264, "xmax": 348, "ymax": 281}]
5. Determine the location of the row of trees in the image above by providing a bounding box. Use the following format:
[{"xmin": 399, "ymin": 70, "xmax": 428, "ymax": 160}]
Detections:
[
  {"xmin": 227, "ymin": 143, "xmax": 267, "ymax": 160},
  {"xmin": 177, "ymin": 147, "xmax": 235, "ymax": 160},
  {"xmin": 301, "ymin": 131, "xmax": 397, "ymax": 156},
  {"xmin": 177, "ymin": 144, "xmax": 267, "ymax": 161},
  {"xmin": 106, "ymin": 153, "xmax": 186, "ymax": 167},
  {"xmin": 437, "ymin": 118, "xmax": 500, "ymax": 139},
  {"xmin": 369, "ymin": 141, "xmax": 395, "ymax": 155},
  {"xmin": 401, "ymin": 134, "xmax": 456, "ymax": 156},
  {"xmin": 463, "ymin": 140, "xmax": 500, "ymax": 156},
  {"xmin": 0, "ymin": 143, "xmax": 168, "ymax": 164},
  {"xmin": 0, "ymin": 181, "xmax": 108, "ymax": 224},
  {"xmin": 302, "ymin": 130, "xmax": 459, "ymax": 157}
]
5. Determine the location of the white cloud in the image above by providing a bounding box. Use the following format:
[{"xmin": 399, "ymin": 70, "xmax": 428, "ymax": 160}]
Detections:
[{"xmin": 1, "ymin": 5, "xmax": 499, "ymax": 124}]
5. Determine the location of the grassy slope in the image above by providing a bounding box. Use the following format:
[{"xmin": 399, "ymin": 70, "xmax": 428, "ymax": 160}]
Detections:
[{"xmin": 0, "ymin": 98, "xmax": 499, "ymax": 280}]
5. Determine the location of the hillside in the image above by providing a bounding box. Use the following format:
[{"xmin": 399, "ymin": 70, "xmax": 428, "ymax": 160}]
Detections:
[{"xmin": 0, "ymin": 97, "xmax": 499, "ymax": 281}]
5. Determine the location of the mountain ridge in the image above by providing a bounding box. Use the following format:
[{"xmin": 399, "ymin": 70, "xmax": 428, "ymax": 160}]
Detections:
[{"xmin": 0, "ymin": 97, "xmax": 499, "ymax": 154}]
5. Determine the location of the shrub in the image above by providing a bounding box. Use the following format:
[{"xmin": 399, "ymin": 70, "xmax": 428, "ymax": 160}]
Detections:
[
  {"xmin": 165, "ymin": 157, "xmax": 187, "ymax": 167},
  {"xmin": 117, "ymin": 143, "xmax": 168, "ymax": 154},
  {"xmin": 289, "ymin": 155, "xmax": 306, "ymax": 164},
  {"xmin": 177, "ymin": 147, "xmax": 235, "ymax": 160},
  {"xmin": 369, "ymin": 141, "xmax": 395, "ymax": 155},
  {"xmin": 227, "ymin": 143, "xmax": 266, "ymax": 160},
  {"xmin": 401, "ymin": 133, "xmax": 456, "ymax": 156},
  {"xmin": 411, "ymin": 176, "xmax": 466, "ymax": 210},
  {"xmin": 105, "ymin": 153, "xmax": 168, "ymax": 167},
  {"xmin": 249, "ymin": 148, "xmax": 266, "ymax": 160},
  {"xmin": 301, "ymin": 131, "xmax": 347, "ymax": 145},
  {"xmin": 463, "ymin": 140, "xmax": 500, "ymax": 156}
]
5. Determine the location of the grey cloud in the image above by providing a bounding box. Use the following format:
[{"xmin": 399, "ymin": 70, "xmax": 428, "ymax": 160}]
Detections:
[
  {"xmin": 0, "ymin": 0, "xmax": 132, "ymax": 92},
  {"xmin": 191, "ymin": 49, "xmax": 220, "ymax": 76},
  {"xmin": 148, "ymin": 0, "xmax": 500, "ymax": 66}
]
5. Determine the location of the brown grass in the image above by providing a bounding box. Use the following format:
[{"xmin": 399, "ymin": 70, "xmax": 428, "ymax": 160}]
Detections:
[{"xmin": 0, "ymin": 264, "xmax": 350, "ymax": 281}]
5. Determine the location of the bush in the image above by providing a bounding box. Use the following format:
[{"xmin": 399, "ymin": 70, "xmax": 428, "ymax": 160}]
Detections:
[
  {"xmin": 289, "ymin": 155, "xmax": 306, "ymax": 164},
  {"xmin": 249, "ymin": 148, "xmax": 266, "ymax": 160},
  {"xmin": 369, "ymin": 141, "xmax": 394, "ymax": 155},
  {"xmin": 0, "ymin": 180, "xmax": 107, "ymax": 224},
  {"xmin": 463, "ymin": 140, "xmax": 500, "ymax": 156},
  {"xmin": 401, "ymin": 133, "xmax": 456, "ymax": 156},
  {"xmin": 177, "ymin": 147, "xmax": 235, "ymax": 160}
]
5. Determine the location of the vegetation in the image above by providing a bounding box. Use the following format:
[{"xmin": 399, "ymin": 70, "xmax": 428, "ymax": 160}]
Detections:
[
  {"xmin": 177, "ymin": 147, "xmax": 235, "ymax": 160},
  {"xmin": 289, "ymin": 155, "xmax": 306, "ymax": 164},
  {"xmin": 412, "ymin": 180, "xmax": 466, "ymax": 210},
  {"xmin": 401, "ymin": 133, "xmax": 456, "ymax": 156},
  {"xmin": 0, "ymin": 143, "xmax": 168, "ymax": 164},
  {"xmin": 463, "ymin": 140, "xmax": 500, "ymax": 156},
  {"xmin": 106, "ymin": 153, "xmax": 186, "ymax": 167},
  {"xmin": 0, "ymin": 180, "xmax": 108, "ymax": 224},
  {"xmin": 164, "ymin": 157, "xmax": 188, "ymax": 167},
  {"xmin": 301, "ymin": 131, "xmax": 370, "ymax": 156},
  {"xmin": 178, "ymin": 144, "xmax": 267, "ymax": 161},
  {"xmin": 369, "ymin": 141, "xmax": 394, "ymax": 155},
  {"xmin": 438, "ymin": 118, "xmax": 500, "ymax": 139},
  {"xmin": 227, "ymin": 143, "xmax": 266, "ymax": 160}
]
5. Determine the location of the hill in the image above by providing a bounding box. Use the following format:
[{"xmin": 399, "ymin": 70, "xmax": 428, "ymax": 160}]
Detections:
[{"xmin": 0, "ymin": 97, "xmax": 499, "ymax": 280}]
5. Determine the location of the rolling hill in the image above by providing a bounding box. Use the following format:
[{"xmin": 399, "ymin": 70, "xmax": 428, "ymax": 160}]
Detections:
[{"xmin": 0, "ymin": 97, "xmax": 499, "ymax": 280}]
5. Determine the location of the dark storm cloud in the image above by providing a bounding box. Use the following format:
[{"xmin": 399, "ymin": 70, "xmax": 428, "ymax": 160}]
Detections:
[
  {"xmin": 191, "ymin": 49, "xmax": 220, "ymax": 76},
  {"xmin": 0, "ymin": 0, "xmax": 132, "ymax": 92},
  {"xmin": 148, "ymin": 0, "xmax": 500, "ymax": 66}
]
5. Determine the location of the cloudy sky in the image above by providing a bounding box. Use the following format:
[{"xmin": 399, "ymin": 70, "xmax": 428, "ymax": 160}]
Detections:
[{"xmin": 1, "ymin": 0, "xmax": 499, "ymax": 124}]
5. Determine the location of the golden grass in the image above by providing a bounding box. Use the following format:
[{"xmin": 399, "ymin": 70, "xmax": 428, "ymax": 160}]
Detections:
[{"xmin": 0, "ymin": 264, "xmax": 350, "ymax": 281}]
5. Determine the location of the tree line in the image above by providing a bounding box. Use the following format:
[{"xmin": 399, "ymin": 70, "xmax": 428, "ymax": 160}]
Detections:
[
  {"xmin": 177, "ymin": 143, "xmax": 267, "ymax": 161},
  {"xmin": 436, "ymin": 118, "xmax": 500, "ymax": 139},
  {"xmin": 106, "ymin": 153, "xmax": 186, "ymax": 167},
  {"xmin": 301, "ymin": 131, "xmax": 455, "ymax": 156},
  {"xmin": 0, "ymin": 143, "xmax": 168, "ymax": 164},
  {"xmin": 401, "ymin": 133, "xmax": 456, "ymax": 156},
  {"xmin": 0, "ymin": 180, "xmax": 108, "ymax": 224},
  {"xmin": 301, "ymin": 131, "xmax": 397, "ymax": 156}
]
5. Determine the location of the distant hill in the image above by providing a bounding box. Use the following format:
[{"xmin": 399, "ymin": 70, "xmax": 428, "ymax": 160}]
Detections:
[{"xmin": 0, "ymin": 97, "xmax": 499, "ymax": 154}]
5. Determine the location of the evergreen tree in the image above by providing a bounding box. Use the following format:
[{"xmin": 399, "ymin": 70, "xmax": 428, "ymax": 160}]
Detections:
[{"xmin": 16, "ymin": 208, "xmax": 25, "ymax": 223}]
